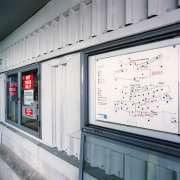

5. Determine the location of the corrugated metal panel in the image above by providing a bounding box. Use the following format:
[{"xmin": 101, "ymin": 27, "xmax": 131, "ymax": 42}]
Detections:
[
  {"xmin": 126, "ymin": 0, "xmax": 133, "ymax": 25},
  {"xmin": 9, "ymin": 46, "xmax": 12, "ymax": 67},
  {"xmin": 148, "ymin": 0, "xmax": 177, "ymax": 17},
  {"xmin": 49, "ymin": 21, "xmax": 54, "ymax": 52},
  {"xmin": 126, "ymin": 0, "xmax": 147, "ymax": 25},
  {"xmin": 159, "ymin": 167, "xmax": 176, "ymax": 180},
  {"xmin": 63, "ymin": 14, "xmax": 69, "ymax": 47},
  {"xmin": 15, "ymin": 40, "xmax": 19, "ymax": 64},
  {"xmin": 0, "ymin": 0, "xmax": 179, "ymax": 71},
  {"xmin": 148, "ymin": 0, "xmax": 159, "ymax": 17},
  {"xmin": 131, "ymin": 158, "xmax": 147, "ymax": 180},
  {"xmin": 41, "ymin": 54, "xmax": 80, "ymax": 159},
  {"xmin": 0, "ymin": 56, "xmax": 2, "ymax": 70},
  {"xmin": 4, "ymin": 49, "xmax": 7, "ymax": 68},
  {"xmin": 84, "ymin": 136, "xmax": 180, "ymax": 180},
  {"xmin": 51, "ymin": 66, "xmax": 57, "ymax": 147},
  {"xmin": 44, "ymin": 24, "xmax": 51, "ymax": 53},
  {"xmin": 79, "ymin": 1, "xmax": 92, "ymax": 40},
  {"xmin": 0, "ymin": 74, "xmax": 5, "ymax": 122},
  {"xmin": 0, "ymin": 52, "xmax": 3, "ymax": 69},
  {"xmin": 12, "ymin": 45, "xmax": 15, "ymax": 66},
  {"xmin": 39, "ymin": 27, "xmax": 46, "ymax": 55},
  {"xmin": 58, "ymin": 15, "xmax": 64, "ymax": 49},
  {"xmin": 110, "ymin": 150, "xmax": 124, "ymax": 178},
  {"xmin": 51, "ymin": 20, "xmax": 59, "ymax": 51},
  {"xmin": 124, "ymin": 154, "xmax": 131, "ymax": 180},
  {"xmin": 25, "ymin": 36, "xmax": 29, "ymax": 61},
  {"xmin": 147, "ymin": 162, "xmax": 156, "ymax": 180},
  {"xmin": 85, "ymin": 142, "xmax": 91, "ymax": 163},
  {"xmin": 68, "ymin": 9, "xmax": 79, "ymax": 44},
  {"xmin": 107, "ymin": 0, "xmax": 125, "ymax": 31},
  {"xmin": 7, "ymin": 47, "xmax": 10, "ymax": 67},
  {"xmin": 92, "ymin": 0, "xmax": 106, "ymax": 36},
  {"xmin": 2, "ymin": 51, "xmax": 5, "ymax": 69},
  {"xmin": 79, "ymin": 2, "xmax": 86, "ymax": 41},
  {"xmin": 32, "ymin": 31, "xmax": 40, "ymax": 58}
]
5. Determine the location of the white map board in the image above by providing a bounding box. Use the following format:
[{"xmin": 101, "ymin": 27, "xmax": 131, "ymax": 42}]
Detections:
[{"xmin": 96, "ymin": 45, "xmax": 179, "ymax": 134}]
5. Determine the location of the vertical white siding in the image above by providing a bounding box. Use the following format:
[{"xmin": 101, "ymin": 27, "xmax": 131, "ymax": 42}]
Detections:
[
  {"xmin": 62, "ymin": 14, "xmax": 68, "ymax": 47},
  {"xmin": 92, "ymin": 0, "xmax": 106, "ymax": 36},
  {"xmin": 22, "ymin": 39, "xmax": 26, "ymax": 63},
  {"xmin": 58, "ymin": 15, "xmax": 64, "ymax": 49},
  {"xmin": 41, "ymin": 61, "xmax": 54, "ymax": 146},
  {"xmin": 107, "ymin": 0, "xmax": 125, "ymax": 31},
  {"xmin": 0, "ymin": 74, "xmax": 5, "ymax": 122},
  {"xmin": 84, "ymin": 136, "xmax": 180, "ymax": 180},
  {"xmin": 41, "ymin": 53, "xmax": 80, "ymax": 159},
  {"xmin": 51, "ymin": 20, "xmax": 59, "ymax": 51},
  {"xmin": 68, "ymin": 9, "xmax": 79, "ymax": 44},
  {"xmin": 148, "ymin": 0, "xmax": 177, "ymax": 17},
  {"xmin": 0, "ymin": 0, "xmax": 179, "ymax": 72},
  {"xmin": 126, "ymin": 0, "xmax": 148, "ymax": 25},
  {"xmin": 79, "ymin": 1, "xmax": 92, "ymax": 41},
  {"xmin": 39, "ymin": 27, "xmax": 46, "ymax": 55},
  {"xmin": 79, "ymin": 2, "xmax": 85, "ymax": 41},
  {"xmin": 33, "ymin": 31, "xmax": 40, "ymax": 58},
  {"xmin": 44, "ymin": 24, "xmax": 51, "ymax": 53}
]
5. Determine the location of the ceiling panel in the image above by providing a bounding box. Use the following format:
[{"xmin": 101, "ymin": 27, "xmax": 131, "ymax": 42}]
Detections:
[{"xmin": 0, "ymin": 0, "xmax": 50, "ymax": 41}]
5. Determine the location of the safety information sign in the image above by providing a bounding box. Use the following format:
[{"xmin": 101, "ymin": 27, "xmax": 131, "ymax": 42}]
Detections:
[
  {"xmin": 25, "ymin": 108, "xmax": 33, "ymax": 117},
  {"xmin": 23, "ymin": 74, "xmax": 33, "ymax": 90},
  {"xmin": 9, "ymin": 83, "xmax": 16, "ymax": 96},
  {"xmin": 96, "ymin": 45, "xmax": 179, "ymax": 134},
  {"xmin": 24, "ymin": 89, "xmax": 34, "ymax": 105}
]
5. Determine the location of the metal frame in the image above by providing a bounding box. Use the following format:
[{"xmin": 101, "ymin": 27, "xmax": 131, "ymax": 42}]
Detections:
[
  {"xmin": 5, "ymin": 63, "xmax": 41, "ymax": 138},
  {"xmin": 79, "ymin": 23, "xmax": 180, "ymax": 179},
  {"xmin": 81, "ymin": 23, "xmax": 180, "ymax": 129}
]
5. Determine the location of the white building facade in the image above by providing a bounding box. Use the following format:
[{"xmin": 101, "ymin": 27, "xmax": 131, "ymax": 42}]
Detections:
[{"xmin": 0, "ymin": 0, "xmax": 180, "ymax": 179}]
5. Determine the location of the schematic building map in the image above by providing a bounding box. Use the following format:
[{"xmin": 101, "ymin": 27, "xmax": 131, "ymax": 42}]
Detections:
[{"xmin": 96, "ymin": 45, "xmax": 179, "ymax": 134}]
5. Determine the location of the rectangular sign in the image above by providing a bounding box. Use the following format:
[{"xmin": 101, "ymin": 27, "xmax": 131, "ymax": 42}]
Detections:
[
  {"xmin": 24, "ymin": 90, "xmax": 34, "ymax": 105},
  {"xmin": 9, "ymin": 83, "xmax": 16, "ymax": 96},
  {"xmin": 25, "ymin": 108, "xmax": 33, "ymax": 117},
  {"xmin": 23, "ymin": 74, "xmax": 33, "ymax": 90},
  {"xmin": 95, "ymin": 45, "xmax": 179, "ymax": 134}
]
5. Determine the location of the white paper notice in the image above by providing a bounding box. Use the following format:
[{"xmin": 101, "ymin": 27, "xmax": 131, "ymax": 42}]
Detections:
[
  {"xmin": 24, "ymin": 90, "xmax": 34, "ymax": 105},
  {"xmin": 96, "ymin": 45, "xmax": 179, "ymax": 134}
]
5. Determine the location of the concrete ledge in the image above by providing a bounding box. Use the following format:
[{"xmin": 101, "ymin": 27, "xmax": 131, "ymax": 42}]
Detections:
[
  {"xmin": 0, "ymin": 122, "xmax": 79, "ymax": 168},
  {"xmin": 0, "ymin": 144, "xmax": 45, "ymax": 180},
  {"xmin": 0, "ymin": 122, "xmax": 79, "ymax": 179}
]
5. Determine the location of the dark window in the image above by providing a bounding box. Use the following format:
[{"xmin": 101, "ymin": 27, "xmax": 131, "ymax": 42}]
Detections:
[
  {"xmin": 21, "ymin": 69, "xmax": 39, "ymax": 131},
  {"xmin": 7, "ymin": 74, "xmax": 18, "ymax": 123},
  {"xmin": 6, "ymin": 65, "xmax": 40, "ymax": 137}
]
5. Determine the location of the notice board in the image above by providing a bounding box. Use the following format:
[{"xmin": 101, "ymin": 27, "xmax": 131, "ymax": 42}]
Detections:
[{"xmin": 95, "ymin": 45, "xmax": 179, "ymax": 134}]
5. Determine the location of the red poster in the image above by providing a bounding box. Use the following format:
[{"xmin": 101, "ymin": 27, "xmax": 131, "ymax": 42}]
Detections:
[
  {"xmin": 23, "ymin": 74, "xmax": 33, "ymax": 90},
  {"xmin": 9, "ymin": 83, "xmax": 16, "ymax": 96},
  {"xmin": 25, "ymin": 108, "xmax": 33, "ymax": 117}
]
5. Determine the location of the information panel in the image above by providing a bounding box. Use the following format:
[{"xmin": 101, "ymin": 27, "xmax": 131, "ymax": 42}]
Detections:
[{"xmin": 96, "ymin": 45, "xmax": 179, "ymax": 134}]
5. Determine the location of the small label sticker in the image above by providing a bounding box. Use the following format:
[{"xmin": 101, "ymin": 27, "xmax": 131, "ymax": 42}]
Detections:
[
  {"xmin": 25, "ymin": 108, "xmax": 33, "ymax": 117},
  {"xmin": 9, "ymin": 83, "xmax": 16, "ymax": 96}
]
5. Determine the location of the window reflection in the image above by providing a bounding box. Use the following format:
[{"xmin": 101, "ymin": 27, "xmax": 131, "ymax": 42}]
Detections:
[
  {"xmin": 82, "ymin": 135, "xmax": 179, "ymax": 180},
  {"xmin": 21, "ymin": 69, "xmax": 39, "ymax": 131},
  {"xmin": 7, "ymin": 74, "xmax": 18, "ymax": 123}
]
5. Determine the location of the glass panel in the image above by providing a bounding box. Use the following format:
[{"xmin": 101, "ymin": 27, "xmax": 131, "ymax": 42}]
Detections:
[
  {"xmin": 82, "ymin": 134, "xmax": 179, "ymax": 180},
  {"xmin": 21, "ymin": 69, "xmax": 39, "ymax": 131},
  {"xmin": 7, "ymin": 74, "xmax": 18, "ymax": 123}
]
